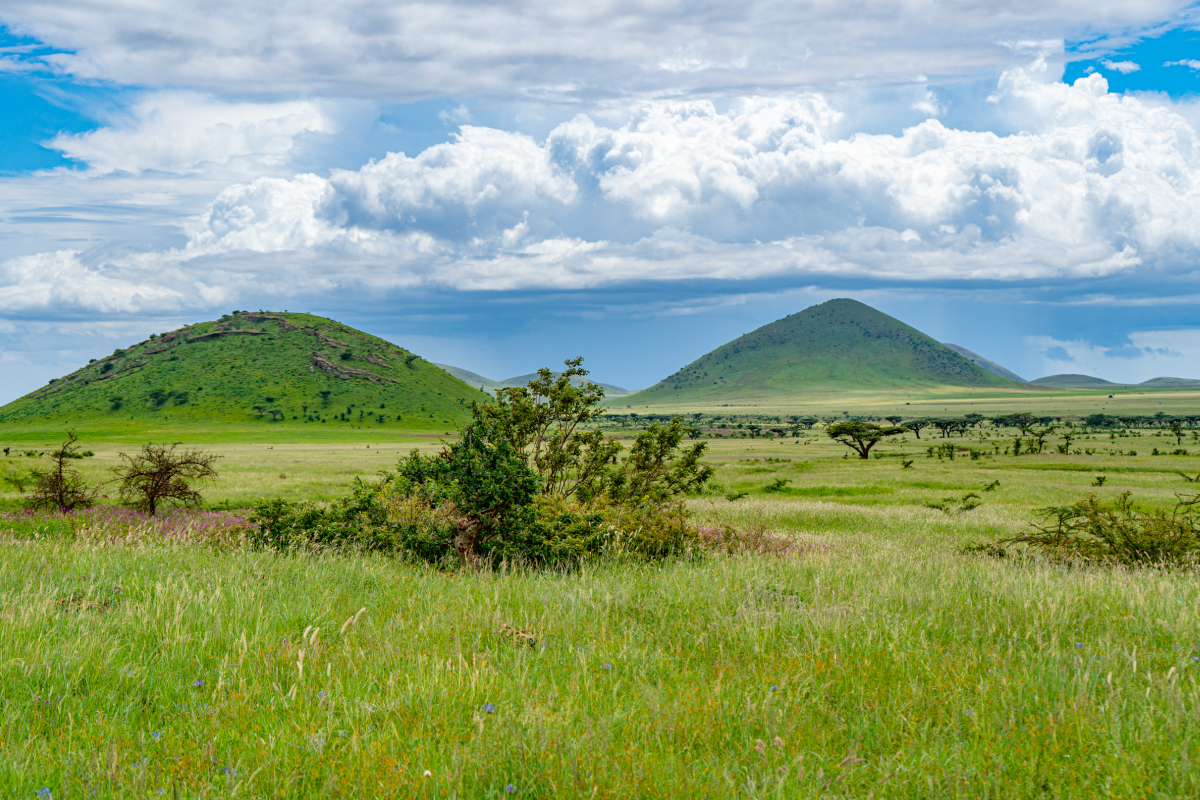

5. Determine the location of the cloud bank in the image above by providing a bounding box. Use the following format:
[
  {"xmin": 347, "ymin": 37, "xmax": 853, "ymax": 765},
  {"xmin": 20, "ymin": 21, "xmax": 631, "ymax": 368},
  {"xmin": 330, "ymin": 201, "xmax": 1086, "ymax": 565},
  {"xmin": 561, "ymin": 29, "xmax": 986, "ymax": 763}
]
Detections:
[
  {"xmin": 1, "ymin": 0, "xmax": 1189, "ymax": 100},
  {"xmin": 9, "ymin": 66, "xmax": 1194, "ymax": 313}
]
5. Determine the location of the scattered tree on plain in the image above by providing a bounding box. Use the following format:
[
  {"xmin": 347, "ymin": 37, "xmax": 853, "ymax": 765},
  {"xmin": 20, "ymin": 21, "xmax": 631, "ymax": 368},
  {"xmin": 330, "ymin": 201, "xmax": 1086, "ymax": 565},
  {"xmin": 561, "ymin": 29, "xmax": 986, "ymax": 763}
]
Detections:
[
  {"xmin": 114, "ymin": 443, "xmax": 221, "ymax": 515},
  {"xmin": 25, "ymin": 431, "xmax": 96, "ymax": 511},
  {"xmin": 826, "ymin": 421, "xmax": 906, "ymax": 460}
]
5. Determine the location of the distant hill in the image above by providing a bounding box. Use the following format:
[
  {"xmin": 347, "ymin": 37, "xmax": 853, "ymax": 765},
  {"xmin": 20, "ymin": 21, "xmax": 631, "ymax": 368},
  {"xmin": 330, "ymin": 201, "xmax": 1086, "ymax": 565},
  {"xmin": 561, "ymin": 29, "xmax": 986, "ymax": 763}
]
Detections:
[
  {"xmin": 434, "ymin": 364, "xmax": 632, "ymax": 398},
  {"xmin": 627, "ymin": 298, "xmax": 1017, "ymax": 404},
  {"xmin": 1030, "ymin": 374, "xmax": 1200, "ymax": 389},
  {"xmin": 1138, "ymin": 377, "xmax": 1200, "ymax": 388},
  {"xmin": 943, "ymin": 343, "xmax": 1026, "ymax": 383},
  {"xmin": 0, "ymin": 312, "xmax": 488, "ymax": 428},
  {"xmin": 435, "ymin": 364, "xmax": 508, "ymax": 394}
]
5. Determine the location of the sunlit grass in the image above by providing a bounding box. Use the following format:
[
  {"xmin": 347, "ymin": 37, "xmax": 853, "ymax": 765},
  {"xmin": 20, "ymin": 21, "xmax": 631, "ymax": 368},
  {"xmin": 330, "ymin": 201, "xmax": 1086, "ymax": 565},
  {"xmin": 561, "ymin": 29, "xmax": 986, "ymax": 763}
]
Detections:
[{"xmin": 1, "ymin": 428, "xmax": 1199, "ymax": 796}]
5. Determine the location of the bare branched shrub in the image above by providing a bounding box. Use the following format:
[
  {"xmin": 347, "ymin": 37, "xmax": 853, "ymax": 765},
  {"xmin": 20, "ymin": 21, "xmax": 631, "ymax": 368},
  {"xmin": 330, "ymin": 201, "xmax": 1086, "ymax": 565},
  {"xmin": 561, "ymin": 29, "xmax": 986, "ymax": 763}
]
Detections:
[
  {"xmin": 114, "ymin": 443, "xmax": 221, "ymax": 515},
  {"xmin": 26, "ymin": 432, "xmax": 96, "ymax": 511},
  {"xmin": 1004, "ymin": 491, "xmax": 1200, "ymax": 566}
]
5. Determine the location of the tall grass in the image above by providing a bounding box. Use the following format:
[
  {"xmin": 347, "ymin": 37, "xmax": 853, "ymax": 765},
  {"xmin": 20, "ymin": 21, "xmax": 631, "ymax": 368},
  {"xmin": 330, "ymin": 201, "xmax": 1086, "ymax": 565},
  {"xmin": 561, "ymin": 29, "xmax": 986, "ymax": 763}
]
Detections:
[{"xmin": 1, "ymin": 499, "xmax": 1198, "ymax": 797}]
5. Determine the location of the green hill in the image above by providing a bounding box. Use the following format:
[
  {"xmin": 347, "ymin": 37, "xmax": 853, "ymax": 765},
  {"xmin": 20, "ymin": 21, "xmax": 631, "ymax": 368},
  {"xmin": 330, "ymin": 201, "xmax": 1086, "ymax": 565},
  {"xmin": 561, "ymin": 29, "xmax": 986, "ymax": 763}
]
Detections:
[
  {"xmin": 1028, "ymin": 374, "xmax": 1200, "ymax": 390},
  {"xmin": 943, "ymin": 343, "xmax": 1026, "ymax": 383},
  {"xmin": 626, "ymin": 298, "xmax": 1018, "ymax": 404},
  {"xmin": 1029, "ymin": 374, "xmax": 1126, "ymax": 388},
  {"xmin": 0, "ymin": 311, "xmax": 488, "ymax": 430},
  {"xmin": 1136, "ymin": 377, "xmax": 1200, "ymax": 389}
]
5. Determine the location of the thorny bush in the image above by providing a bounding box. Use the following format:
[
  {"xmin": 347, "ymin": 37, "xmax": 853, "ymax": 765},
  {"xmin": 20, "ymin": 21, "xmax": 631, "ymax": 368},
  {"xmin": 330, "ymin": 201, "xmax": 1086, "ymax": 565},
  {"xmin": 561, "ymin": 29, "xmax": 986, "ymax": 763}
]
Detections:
[{"xmin": 1001, "ymin": 491, "xmax": 1200, "ymax": 566}]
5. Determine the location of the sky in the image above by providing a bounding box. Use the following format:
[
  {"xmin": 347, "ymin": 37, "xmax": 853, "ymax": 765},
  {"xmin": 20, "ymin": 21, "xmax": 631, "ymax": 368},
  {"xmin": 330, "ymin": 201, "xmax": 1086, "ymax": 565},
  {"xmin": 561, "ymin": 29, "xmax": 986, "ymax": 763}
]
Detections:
[{"xmin": 3, "ymin": 2, "xmax": 1200, "ymax": 400}]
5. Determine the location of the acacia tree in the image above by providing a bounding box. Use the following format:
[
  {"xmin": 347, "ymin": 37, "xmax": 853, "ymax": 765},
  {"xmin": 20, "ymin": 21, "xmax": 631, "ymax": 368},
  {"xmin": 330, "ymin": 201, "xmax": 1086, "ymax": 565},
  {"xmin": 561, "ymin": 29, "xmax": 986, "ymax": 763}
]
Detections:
[
  {"xmin": 885, "ymin": 416, "xmax": 903, "ymax": 426},
  {"xmin": 26, "ymin": 431, "xmax": 96, "ymax": 511},
  {"xmin": 473, "ymin": 357, "xmax": 620, "ymax": 499},
  {"xmin": 902, "ymin": 419, "xmax": 929, "ymax": 439},
  {"xmin": 1027, "ymin": 425, "xmax": 1056, "ymax": 454},
  {"xmin": 114, "ymin": 443, "xmax": 221, "ymax": 515},
  {"xmin": 399, "ymin": 358, "xmax": 713, "ymax": 565},
  {"xmin": 1169, "ymin": 419, "xmax": 1185, "ymax": 445},
  {"xmin": 826, "ymin": 421, "xmax": 906, "ymax": 460},
  {"xmin": 582, "ymin": 418, "xmax": 713, "ymax": 504},
  {"xmin": 932, "ymin": 419, "xmax": 957, "ymax": 438}
]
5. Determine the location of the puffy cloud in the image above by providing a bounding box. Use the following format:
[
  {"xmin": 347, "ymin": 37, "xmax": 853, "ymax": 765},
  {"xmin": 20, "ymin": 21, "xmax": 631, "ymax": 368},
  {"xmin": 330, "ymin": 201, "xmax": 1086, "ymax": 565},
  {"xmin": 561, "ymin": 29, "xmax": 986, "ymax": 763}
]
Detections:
[
  {"xmin": 1101, "ymin": 59, "xmax": 1141, "ymax": 74},
  {"xmin": 0, "ymin": 1, "xmax": 1188, "ymax": 100},
  {"xmin": 0, "ymin": 250, "xmax": 187, "ymax": 312},
  {"xmin": 47, "ymin": 93, "xmax": 334, "ymax": 174},
  {"xmin": 175, "ymin": 71, "xmax": 1200, "ymax": 288}
]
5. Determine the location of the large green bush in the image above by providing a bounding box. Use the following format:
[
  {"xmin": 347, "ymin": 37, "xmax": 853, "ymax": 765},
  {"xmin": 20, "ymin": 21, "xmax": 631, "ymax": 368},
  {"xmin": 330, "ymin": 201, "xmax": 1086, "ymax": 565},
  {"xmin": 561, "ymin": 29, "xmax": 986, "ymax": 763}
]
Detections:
[
  {"xmin": 247, "ymin": 359, "xmax": 714, "ymax": 567},
  {"xmin": 1004, "ymin": 491, "xmax": 1200, "ymax": 566}
]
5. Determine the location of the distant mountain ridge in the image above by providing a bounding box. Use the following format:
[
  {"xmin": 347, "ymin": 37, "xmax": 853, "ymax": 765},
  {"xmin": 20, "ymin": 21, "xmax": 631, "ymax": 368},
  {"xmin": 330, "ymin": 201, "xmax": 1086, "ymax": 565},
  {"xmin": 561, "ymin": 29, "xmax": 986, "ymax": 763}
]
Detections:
[
  {"xmin": 1030, "ymin": 374, "xmax": 1200, "ymax": 389},
  {"xmin": 943, "ymin": 343, "xmax": 1026, "ymax": 383},
  {"xmin": 626, "ymin": 298, "xmax": 1017, "ymax": 404},
  {"xmin": 435, "ymin": 364, "xmax": 632, "ymax": 397}
]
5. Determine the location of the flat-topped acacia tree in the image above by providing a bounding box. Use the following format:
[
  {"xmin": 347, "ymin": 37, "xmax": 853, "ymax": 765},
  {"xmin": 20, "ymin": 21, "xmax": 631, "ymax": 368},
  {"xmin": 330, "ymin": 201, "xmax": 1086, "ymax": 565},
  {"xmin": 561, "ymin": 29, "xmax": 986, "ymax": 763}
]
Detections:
[{"xmin": 826, "ymin": 421, "xmax": 907, "ymax": 460}]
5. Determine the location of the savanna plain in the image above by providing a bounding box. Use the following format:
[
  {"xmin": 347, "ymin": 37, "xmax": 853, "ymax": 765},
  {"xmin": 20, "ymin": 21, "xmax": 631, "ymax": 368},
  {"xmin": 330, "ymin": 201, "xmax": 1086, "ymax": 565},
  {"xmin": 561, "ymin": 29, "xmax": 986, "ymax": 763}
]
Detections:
[{"xmin": 2, "ymin": 409, "xmax": 1199, "ymax": 798}]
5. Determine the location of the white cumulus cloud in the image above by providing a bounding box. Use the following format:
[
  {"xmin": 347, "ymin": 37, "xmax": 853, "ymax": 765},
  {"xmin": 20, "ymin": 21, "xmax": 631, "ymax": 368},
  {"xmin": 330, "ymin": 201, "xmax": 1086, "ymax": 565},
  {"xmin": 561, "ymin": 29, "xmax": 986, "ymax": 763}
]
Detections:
[
  {"xmin": 47, "ymin": 93, "xmax": 335, "ymax": 175},
  {"xmin": 1101, "ymin": 59, "xmax": 1141, "ymax": 74}
]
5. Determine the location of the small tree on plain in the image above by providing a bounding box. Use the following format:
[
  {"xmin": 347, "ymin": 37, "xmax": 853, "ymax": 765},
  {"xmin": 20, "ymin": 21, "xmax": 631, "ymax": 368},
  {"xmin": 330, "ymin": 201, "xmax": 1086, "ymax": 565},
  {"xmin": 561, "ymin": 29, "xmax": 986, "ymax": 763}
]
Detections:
[
  {"xmin": 1169, "ymin": 419, "xmax": 1185, "ymax": 445},
  {"xmin": 902, "ymin": 419, "xmax": 929, "ymax": 439},
  {"xmin": 826, "ymin": 421, "xmax": 906, "ymax": 460},
  {"xmin": 114, "ymin": 443, "xmax": 221, "ymax": 515},
  {"xmin": 25, "ymin": 431, "xmax": 96, "ymax": 511}
]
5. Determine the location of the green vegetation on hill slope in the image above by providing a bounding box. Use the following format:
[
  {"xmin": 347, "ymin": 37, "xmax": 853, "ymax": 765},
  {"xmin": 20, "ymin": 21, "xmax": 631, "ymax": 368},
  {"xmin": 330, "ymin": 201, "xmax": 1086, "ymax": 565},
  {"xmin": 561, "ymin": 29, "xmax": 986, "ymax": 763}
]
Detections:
[
  {"xmin": 0, "ymin": 311, "xmax": 489, "ymax": 430},
  {"xmin": 628, "ymin": 298, "xmax": 1017, "ymax": 405}
]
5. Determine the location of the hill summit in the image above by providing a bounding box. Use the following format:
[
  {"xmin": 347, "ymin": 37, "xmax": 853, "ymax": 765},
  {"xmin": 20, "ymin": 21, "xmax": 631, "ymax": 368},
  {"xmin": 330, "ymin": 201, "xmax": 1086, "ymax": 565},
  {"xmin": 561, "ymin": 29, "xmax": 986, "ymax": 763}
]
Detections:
[
  {"xmin": 628, "ymin": 299, "xmax": 1016, "ymax": 404},
  {"xmin": 0, "ymin": 311, "xmax": 487, "ymax": 429}
]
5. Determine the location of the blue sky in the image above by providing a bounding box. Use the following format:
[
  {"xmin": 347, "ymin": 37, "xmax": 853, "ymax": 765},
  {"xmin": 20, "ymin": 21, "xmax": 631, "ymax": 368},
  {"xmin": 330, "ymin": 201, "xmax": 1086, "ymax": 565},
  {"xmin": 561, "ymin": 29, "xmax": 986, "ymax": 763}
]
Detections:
[{"xmin": 3, "ymin": 2, "xmax": 1200, "ymax": 399}]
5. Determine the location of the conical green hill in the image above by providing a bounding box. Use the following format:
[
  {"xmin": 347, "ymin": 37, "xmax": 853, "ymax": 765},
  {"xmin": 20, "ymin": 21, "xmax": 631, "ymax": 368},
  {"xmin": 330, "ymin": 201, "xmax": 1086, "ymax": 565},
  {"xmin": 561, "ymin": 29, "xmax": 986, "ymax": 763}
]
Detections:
[
  {"xmin": 0, "ymin": 311, "xmax": 488, "ymax": 429},
  {"xmin": 628, "ymin": 298, "xmax": 1017, "ymax": 404}
]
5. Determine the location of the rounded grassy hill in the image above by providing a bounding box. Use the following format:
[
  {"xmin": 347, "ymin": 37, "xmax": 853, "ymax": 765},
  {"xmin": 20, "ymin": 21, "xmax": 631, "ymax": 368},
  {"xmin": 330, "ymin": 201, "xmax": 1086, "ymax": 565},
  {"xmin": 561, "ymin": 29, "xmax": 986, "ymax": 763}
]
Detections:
[
  {"xmin": 627, "ymin": 298, "xmax": 1018, "ymax": 405},
  {"xmin": 0, "ymin": 311, "xmax": 488, "ymax": 433}
]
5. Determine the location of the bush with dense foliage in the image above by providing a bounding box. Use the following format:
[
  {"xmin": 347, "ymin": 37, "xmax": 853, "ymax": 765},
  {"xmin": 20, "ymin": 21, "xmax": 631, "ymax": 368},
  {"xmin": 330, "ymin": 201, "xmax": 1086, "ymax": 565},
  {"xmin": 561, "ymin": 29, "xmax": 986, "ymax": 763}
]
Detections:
[
  {"xmin": 1003, "ymin": 491, "xmax": 1200, "ymax": 566},
  {"xmin": 248, "ymin": 359, "xmax": 714, "ymax": 566}
]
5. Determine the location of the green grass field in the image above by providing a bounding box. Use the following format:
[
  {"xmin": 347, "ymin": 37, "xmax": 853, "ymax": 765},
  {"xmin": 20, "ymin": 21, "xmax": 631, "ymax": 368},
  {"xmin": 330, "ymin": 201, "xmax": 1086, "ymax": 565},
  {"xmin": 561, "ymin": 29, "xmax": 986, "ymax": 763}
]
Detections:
[{"xmin": 2, "ymin": 418, "xmax": 1199, "ymax": 797}]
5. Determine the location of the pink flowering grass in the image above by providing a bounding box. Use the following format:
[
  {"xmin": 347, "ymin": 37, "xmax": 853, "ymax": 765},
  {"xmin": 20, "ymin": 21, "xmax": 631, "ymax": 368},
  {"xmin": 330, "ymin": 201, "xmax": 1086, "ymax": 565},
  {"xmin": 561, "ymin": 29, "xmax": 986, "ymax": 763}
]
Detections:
[{"xmin": 0, "ymin": 506, "xmax": 251, "ymax": 547}]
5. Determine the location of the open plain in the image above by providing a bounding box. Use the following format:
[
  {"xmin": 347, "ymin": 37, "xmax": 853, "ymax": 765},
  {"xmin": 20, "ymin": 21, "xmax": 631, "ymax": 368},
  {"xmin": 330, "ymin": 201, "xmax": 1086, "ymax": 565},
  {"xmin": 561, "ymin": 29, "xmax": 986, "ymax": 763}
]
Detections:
[{"xmin": 2, "ymin": 399, "xmax": 1199, "ymax": 798}]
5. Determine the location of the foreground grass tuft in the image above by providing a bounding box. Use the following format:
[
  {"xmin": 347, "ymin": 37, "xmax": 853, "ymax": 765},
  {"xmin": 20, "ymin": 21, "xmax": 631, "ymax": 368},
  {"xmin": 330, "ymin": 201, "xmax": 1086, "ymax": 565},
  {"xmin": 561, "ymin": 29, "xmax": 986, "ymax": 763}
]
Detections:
[{"xmin": 1, "ymin": 508, "xmax": 1198, "ymax": 797}]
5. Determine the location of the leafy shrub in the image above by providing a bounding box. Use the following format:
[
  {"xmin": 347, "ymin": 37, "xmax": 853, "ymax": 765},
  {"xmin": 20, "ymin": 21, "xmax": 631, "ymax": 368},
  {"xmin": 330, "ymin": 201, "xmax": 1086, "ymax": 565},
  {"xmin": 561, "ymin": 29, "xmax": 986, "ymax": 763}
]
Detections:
[
  {"xmin": 247, "ymin": 359, "xmax": 715, "ymax": 567},
  {"xmin": 25, "ymin": 433, "xmax": 96, "ymax": 511},
  {"xmin": 247, "ymin": 479, "xmax": 400, "ymax": 554},
  {"xmin": 1004, "ymin": 491, "xmax": 1200, "ymax": 566}
]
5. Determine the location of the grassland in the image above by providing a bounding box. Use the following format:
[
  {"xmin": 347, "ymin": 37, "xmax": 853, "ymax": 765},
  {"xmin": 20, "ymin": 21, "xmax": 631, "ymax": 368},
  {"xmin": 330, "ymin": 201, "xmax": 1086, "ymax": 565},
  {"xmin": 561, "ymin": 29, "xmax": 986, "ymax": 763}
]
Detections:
[
  {"xmin": 612, "ymin": 384, "xmax": 1200, "ymax": 419},
  {"xmin": 2, "ymin": 421, "xmax": 1200, "ymax": 797}
]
